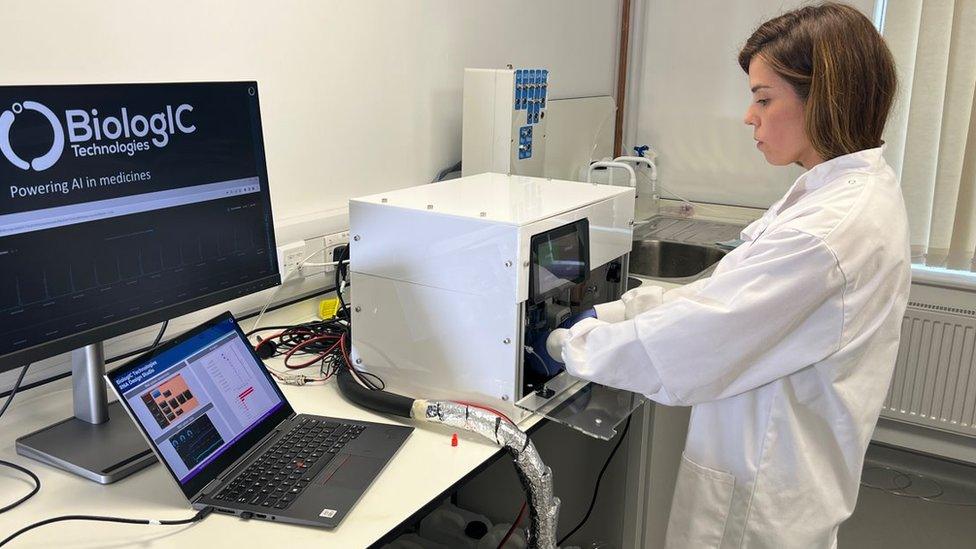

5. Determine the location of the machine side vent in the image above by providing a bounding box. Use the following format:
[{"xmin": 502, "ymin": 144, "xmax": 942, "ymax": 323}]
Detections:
[{"xmin": 883, "ymin": 303, "xmax": 976, "ymax": 438}]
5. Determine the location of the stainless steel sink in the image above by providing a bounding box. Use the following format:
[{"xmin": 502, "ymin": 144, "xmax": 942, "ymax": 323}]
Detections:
[{"xmin": 630, "ymin": 239, "xmax": 726, "ymax": 281}]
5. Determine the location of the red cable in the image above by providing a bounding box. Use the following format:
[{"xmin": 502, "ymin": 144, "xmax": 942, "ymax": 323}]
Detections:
[
  {"xmin": 338, "ymin": 332, "xmax": 368, "ymax": 385},
  {"xmin": 452, "ymin": 400, "xmax": 515, "ymax": 425},
  {"xmin": 253, "ymin": 327, "xmax": 316, "ymax": 355},
  {"xmin": 497, "ymin": 500, "xmax": 527, "ymax": 548},
  {"xmin": 283, "ymin": 334, "xmax": 341, "ymax": 369}
]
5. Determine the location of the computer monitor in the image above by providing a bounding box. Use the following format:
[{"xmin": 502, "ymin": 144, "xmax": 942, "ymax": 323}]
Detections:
[{"xmin": 0, "ymin": 81, "xmax": 279, "ymax": 483}]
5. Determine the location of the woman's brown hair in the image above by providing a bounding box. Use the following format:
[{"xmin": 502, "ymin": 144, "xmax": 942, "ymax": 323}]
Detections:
[{"xmin": 738, "ymin": 2, "xmax": 897, "ymax": 161}]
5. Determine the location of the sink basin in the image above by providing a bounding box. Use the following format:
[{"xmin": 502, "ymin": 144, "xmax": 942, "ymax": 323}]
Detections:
[{"xmin": 630, "ymin": 239, "xmax": 726, "ymax": 280}]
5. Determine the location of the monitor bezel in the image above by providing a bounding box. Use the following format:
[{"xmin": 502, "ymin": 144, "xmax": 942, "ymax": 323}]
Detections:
[
  {"xmin": 105, "ymin": 310, "xmax": 295, "ymax": 501},
  {"xmin": 0, "ymin": 80, "xmax": 279, "ymax": 373}
]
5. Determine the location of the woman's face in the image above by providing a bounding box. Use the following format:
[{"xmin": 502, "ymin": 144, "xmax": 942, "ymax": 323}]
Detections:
[{"xmin": 743, "ymin": 56, "xmax": 823, "ymax": 169}]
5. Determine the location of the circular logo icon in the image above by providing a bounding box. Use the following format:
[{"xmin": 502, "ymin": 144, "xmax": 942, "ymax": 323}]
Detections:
[{"xmin": 0, "ymin": 100, "xmax": 65, "ymax": 171}]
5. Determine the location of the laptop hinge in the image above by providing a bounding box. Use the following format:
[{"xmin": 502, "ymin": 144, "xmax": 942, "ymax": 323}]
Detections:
[{"xmin": 198, "ymin": 478, "xmax": 223, "ymax": 500}]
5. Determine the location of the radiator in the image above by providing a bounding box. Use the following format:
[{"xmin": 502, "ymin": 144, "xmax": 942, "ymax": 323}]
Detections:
[{"xmin": 883, "ymin": 301, "xmax": 976, "ymax": 438}]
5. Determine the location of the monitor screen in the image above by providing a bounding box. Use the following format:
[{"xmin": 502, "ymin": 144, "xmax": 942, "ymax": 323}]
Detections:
[
  {"xmin": 530, "ymin": 218, "xmax": 590, "ymax": 302},
  {"xmin": 0, "ymin": 82, "xmax": 279, "ymax": 371},
  {"xmin": 109, "ymin": 314, "xmax": 287, "ymax": 486}
]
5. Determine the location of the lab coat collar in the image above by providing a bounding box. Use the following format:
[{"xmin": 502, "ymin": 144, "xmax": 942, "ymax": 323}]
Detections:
[
  {"xmin": 801, "ymin": 146, "xmax": 885, "ymax": 194},
  {"xmin": 740, "ymin": 147, "xmax": 886, "ymax": 242}
]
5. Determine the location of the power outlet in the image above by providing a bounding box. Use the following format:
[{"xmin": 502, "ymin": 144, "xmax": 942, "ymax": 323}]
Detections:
[
  {"xmin": 277, "ymin": 241, "xmax": 307, "ymax": 280},
  {"xmin": 324, "ymin": 230, "xmax": 350, "ymax": 273}
]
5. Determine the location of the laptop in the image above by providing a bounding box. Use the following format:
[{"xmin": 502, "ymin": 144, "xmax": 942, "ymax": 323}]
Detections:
[{"xmin": 106, "ymin": 311, "xmax": 413, "ymax": 528}]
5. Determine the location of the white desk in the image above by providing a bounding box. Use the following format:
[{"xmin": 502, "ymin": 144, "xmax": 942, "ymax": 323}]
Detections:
[{"xmin": 0, "ymin": 298, "xmax": 543, "ymax": 548}]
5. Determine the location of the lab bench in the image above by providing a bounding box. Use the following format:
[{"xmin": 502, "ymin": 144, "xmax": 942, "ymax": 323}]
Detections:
[{"xmin": 0, "ymin": 296, "xmax": 647, "ymax": 548}]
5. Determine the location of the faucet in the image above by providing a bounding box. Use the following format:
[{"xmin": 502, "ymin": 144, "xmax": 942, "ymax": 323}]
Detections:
[
  {"xmin": 586, "ymin": 161, "xmax": 637, "ymax": 188},
  {"xmin": 614, "ymin": 154, "xmax": 658, "ymax": 200}
]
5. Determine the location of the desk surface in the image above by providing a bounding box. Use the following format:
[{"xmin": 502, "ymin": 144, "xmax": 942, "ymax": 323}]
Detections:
[{"xmin": 0, "ymin": 299, "xmax": 541, "ymax": 548}]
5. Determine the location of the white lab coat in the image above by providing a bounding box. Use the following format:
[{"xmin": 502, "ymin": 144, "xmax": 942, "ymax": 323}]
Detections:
[{"xmin": 559, "ymin": 147, "xmax": 911, "ymax": 548}]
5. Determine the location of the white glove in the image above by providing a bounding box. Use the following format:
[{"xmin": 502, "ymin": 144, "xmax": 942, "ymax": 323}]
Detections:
[
  {"xmin": 592, "ymin": 285, "xmax": 666, "ymax": 323},
  {"xmin": 545, "ymin": 328, "xmax": 571, "ymax": 363}
]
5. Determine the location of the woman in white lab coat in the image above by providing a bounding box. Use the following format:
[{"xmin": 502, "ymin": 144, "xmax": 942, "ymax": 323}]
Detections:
[{"xmin": 549, "ymin": 3, "xmax": 909, "ymax": 548}]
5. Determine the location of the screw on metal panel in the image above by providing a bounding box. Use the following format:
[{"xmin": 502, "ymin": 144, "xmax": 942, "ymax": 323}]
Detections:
[
  {"xmin": 503, "ymin": 338, "xmax": 511, "ymax": 344},
  {"xmin": 355, "ymin": 358, "xmax": 362, "ymax": 364},
  {"xmin": 595, "ymin": 417, "xmax": 603, "ymax": 425},
  {"xmin": 354, "ymin": 306, "xmax": 361, "ymax": 313},
  {"xmin": 427, "ymin": 204, "xmax": 434, "ymax": 210},
  {"xmin": 505, "ymin": 260, "xmax": 513, "ymax": 267},
  {"xmin": 353, "ymin": 235, "xmax": 360, "ymax": 241},
  {"xmin": 502, "ymin": 395, "xmax": 509, "ymax": 401},
  {"xmin": 523, "ymin": 261, "xmax": 529, "ymax": 267}
]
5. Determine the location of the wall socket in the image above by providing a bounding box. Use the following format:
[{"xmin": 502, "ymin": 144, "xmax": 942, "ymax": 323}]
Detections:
[
  {"xmin": 276, "ymin": 230, "xmax": 349, "ymax": 280},
  {"xmin": 277, "ymin": 241, "xmax": 308, "ymax": 279},
  {"xmin": 324, "ymin": 230, "xmax": 350, "ymax": 273}
]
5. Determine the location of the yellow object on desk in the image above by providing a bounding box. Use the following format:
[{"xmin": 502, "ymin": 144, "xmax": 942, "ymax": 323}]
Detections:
[{"xmin": 319, "ymin": 297, "xmax": 341, "ymax": 319}]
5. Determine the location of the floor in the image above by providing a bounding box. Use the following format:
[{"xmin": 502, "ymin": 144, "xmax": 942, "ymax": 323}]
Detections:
[{"xmin": 838, "ymin": 445, "xmax": 976, "ymax": 548}]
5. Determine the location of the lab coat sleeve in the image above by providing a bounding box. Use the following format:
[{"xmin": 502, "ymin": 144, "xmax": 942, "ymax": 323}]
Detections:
[
  {"xmin": 592, "ymin": 278, "xmax": 711, "ymax": 323},
  {"xmin": 562, "ymin": 229, "xmax": 846, "ymax": 406}
]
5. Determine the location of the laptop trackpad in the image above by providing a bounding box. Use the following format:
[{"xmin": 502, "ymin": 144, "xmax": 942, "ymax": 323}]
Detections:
[{"xmin": 315, "ymin": 454, "xmax": 383, "ymax": 489}]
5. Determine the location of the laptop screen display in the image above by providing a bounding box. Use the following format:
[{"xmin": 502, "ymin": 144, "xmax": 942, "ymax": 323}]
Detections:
[{"xmin": 111, "ymin": 315, "xmax": 285, "ymax": 484}]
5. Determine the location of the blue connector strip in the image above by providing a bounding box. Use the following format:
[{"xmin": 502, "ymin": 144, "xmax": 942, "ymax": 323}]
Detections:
[
  {"xmin": 518, "ymin": 125, "xmax": 533, "ymax": 159},
  {"xmin": 513, "ymin": 67, "xmax": 549, "ymax": 124}
]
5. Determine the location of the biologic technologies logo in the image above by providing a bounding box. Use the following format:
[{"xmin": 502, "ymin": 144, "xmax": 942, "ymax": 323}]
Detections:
[
  {"xmin": 0, "ymin": 101, "xmax": 64, "ymax": 171},
  {"xmin": 0, "ymin": 99, "xmax": 196, "ymax": 172}
]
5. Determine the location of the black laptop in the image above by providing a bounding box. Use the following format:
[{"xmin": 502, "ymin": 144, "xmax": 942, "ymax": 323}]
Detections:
[{"xmin": 106, "ymin": 311, "xmax": 412, "ymax": 528}]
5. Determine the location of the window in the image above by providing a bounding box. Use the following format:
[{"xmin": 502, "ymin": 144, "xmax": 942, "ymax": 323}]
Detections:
[{"xmin": 882, "ymin": 0, "xmax": 976, "ymax": 273}]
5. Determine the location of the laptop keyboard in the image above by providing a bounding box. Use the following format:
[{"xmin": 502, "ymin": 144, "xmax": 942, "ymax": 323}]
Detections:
[{"xmin": 214, "ymin": 417, "xmax": 366, "ymax": 510}]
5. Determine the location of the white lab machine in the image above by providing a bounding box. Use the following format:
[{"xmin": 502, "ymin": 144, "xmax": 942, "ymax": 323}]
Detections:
[
  {"xmin": 348, "ymin": 173, "xmax": 645, "ymax": 439},
  {"xmin": 462, "ymin": 68, "xmax": 549, "ymax": 178}
]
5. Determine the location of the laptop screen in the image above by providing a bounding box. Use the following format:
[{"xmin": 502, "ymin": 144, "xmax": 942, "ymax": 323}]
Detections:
[{"xmin": 108, "ymin": 313, "xmax": 292, "ymax": 496}]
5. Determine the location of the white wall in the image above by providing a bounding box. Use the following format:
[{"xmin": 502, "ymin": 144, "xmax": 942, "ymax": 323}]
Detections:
[
  {"xmin": 0, "ymin": 1, "xmax": 622, "ymax": 389},
  {"xmin": 0, "ymin": 0, "xmax": 621, "ymax": 222},
  {"xmin": 628, "ymin": 0, "xmax": 876, "ymax": 209}
]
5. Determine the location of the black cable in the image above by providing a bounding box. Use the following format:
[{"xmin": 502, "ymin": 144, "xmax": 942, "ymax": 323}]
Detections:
[
  {"xmin": 432, "ymin": 160, "xmax": 462, "ymax": 182},
  {"xmin": 0, "ymin": 460, "xmax": 39, "ymax": 514},
  {"xmin": 150, "ymin": 320, "xmax": 169, "ymax": 348},
  {"xmin": 0, "ymin": 364, "xmax": 28, "ymax": 419},
  {"xmin": 557, "ymin": 415, "xmax": 632, "ymax": 546},
  {"xmin": 0, "ymin": 364, "xmax": 40, "ymax": 516},
  {"xmin": 0, "ymin": 370, "xmax": 70, "ymax": 401},
  {"xmin": 104, "ymin": 319, "xmax": 171, "ymax": 365},
  {"xmin": 334, "ymin": 245, "xmax": 349, "ymax": 315},
  {"xmin": 0, "ymin": 506, "xmax": 213, "ymax": 547}
]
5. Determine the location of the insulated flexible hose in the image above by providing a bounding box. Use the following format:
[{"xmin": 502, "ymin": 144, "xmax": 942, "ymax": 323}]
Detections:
[{"xmin": 335, "ymin": 368, "xmax": 559, "ymax": 548}]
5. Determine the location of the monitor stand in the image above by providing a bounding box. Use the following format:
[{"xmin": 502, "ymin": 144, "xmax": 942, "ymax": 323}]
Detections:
[{"xmin": 15, "ymin": 343, "xmax": 157, "ymax": 484}]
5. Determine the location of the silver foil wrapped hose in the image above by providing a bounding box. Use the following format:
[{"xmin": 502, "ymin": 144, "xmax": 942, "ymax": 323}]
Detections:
[{"xmin": 411, "ymin": 399, "xmax": 560, "ymax": 549}]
